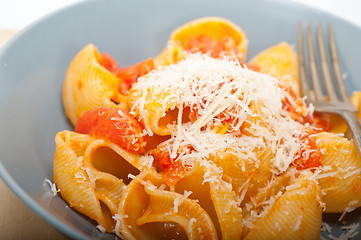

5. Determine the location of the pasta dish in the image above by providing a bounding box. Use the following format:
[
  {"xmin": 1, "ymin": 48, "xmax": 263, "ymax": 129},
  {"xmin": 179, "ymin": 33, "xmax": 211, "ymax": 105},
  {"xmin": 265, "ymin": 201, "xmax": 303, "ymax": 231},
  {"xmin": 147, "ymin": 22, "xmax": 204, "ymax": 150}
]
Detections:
[{"xmin": 52, "ymin": 17, "xmax": 361, "ymax": 239}]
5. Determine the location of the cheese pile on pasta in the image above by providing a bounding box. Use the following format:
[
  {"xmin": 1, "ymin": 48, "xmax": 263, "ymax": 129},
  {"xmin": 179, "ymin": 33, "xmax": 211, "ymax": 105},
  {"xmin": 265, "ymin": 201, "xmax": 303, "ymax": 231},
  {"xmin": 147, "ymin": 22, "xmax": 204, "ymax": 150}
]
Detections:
[
  {"xmin": 130, "ymin": 53, "xmax": 312, "ymax": 174},
  {"xmin": 53, "ymin": 17, "xmax": 361, "ymax": 240}
]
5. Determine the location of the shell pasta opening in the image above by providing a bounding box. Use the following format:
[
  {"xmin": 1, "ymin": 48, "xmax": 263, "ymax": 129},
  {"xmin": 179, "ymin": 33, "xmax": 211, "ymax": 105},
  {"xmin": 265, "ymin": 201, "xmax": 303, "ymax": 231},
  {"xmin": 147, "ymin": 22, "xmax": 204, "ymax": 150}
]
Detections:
[{"xmin": 91, "ymin": 146, "xmax": 140, "ymax": 184}]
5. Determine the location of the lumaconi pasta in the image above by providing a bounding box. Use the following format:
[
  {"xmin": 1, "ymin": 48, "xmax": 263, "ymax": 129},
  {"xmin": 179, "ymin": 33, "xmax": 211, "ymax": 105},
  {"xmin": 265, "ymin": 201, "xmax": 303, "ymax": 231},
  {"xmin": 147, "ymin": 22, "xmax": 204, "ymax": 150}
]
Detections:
[
  {"xmin": 244, "ymin": 173, "xmax": 323, "ymax": 240},
  {"xmin": 53, "ymin": 17, "xmax": 361, "ymax": 239},
  {"xmin": 154, "ymin": 16, "xmax": 248, "ymax": 66},
  {"xmin": 249, "ymin": 42, "xmax": 300, "ymax": 95},
  {"xmin": 62, "ymin": 44, "xmax": 128, "ymax": 125}
]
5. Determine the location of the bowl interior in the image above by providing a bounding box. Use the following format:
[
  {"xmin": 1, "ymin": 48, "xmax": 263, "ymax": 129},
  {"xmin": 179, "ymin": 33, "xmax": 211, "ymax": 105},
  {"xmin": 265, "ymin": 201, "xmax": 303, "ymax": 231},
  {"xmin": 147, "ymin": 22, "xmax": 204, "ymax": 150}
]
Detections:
[{"xmin": 0, "ymin": 0, "xmax": 361, "ymax": 239}]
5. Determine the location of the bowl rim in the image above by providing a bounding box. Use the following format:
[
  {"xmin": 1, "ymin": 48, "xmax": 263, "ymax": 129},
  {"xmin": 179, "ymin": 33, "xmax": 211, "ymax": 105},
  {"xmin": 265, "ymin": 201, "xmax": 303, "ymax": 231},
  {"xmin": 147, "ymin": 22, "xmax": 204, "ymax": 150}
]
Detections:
[{"xmin": 0, "ymin": 0, "xmax": 360, "ymax": 239}]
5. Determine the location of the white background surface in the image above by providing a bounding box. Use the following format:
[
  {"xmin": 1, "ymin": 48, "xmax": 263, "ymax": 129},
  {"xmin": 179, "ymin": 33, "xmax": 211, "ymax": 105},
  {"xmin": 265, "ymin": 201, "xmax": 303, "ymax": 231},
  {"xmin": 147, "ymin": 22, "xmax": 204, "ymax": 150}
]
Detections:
[{"xmin": 0, "ymin": 0, "xmax": 360, "ymax": 30}]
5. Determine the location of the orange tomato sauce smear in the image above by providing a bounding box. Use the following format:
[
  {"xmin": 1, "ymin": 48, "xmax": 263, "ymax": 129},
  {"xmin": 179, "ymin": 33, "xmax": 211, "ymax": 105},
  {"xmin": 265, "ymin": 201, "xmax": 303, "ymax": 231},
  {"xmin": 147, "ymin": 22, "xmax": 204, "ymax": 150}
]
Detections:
[
  {"xmin": 152, "ymin": 142, "xmax": 192, "ymax": 186},
  {"xmin": 184, "ymin": 34, "xmax": 259, "ymax": 71},
  {"xmin": 279, "ymin": 85, "xmax": 324, "ymax": 170},
  {"xmin": 292, "ymin": 128, "xmax": 322, "ymax": 170},
  {"xmin": 98, "ymin": 53, "xmax": 154, "ymax": 94},
  {"xmin": 93, "ymin": 48, "xmax": 324, "ymax": 181},
  {"xmin": 75, "ymin": 107, "xmax": 147, "ymax": 153}
]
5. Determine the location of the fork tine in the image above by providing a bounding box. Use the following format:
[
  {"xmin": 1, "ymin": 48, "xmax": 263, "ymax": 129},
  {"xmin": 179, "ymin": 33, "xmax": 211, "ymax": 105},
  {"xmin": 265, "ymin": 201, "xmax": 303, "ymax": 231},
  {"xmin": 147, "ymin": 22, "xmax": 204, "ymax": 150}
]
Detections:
[
  {"xmin": 298, "ymin": 22, "xmax": 361, "ymax": 158},
  {"xmin": 297, "ymin": 22, "xmax": 312, "ymax": 100},
  {"xmin": 329, "ymin": 24, "xmax": 350, "ymax": 102},
  {"xmin": 317, "ymin": 23, "xmax": 338, "ymax": 102},
  {"xmin": 306, "ymin": 24, "xmax": 324, "ymax": 101}
]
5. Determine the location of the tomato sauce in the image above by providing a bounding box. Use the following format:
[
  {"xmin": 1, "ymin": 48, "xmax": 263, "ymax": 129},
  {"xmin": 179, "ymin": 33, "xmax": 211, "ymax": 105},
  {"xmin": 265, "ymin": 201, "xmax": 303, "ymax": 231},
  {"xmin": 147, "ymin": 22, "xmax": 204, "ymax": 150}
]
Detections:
[
  {"xmin": 292, "ymin": 128, "xmax": 322, "ymax": 170},
  {"xmin": 98, "ymin": 53, "xmax": 154, "ymax": 94},
  {"xmin": 152, "ymin": 142, "xmax": 191, "ymax": 186},
  {"xmin": 75, "ymin": 107, "xmax": 146, "ymax": 153},
  {"xmin": 280, "ymin": 84, "xmax": 330, "ymax": 131},
  {"xmin": 184, "ymin": 34, "xmax": 259, "ymax": 71}
]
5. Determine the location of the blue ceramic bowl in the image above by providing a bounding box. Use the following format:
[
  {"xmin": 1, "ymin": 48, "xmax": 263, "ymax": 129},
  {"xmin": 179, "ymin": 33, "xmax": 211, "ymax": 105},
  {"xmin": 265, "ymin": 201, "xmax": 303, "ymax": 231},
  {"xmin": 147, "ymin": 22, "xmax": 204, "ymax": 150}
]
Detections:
[{"xmin": 1, "ymin": 0, "xmax": 360, "ymax": 239}]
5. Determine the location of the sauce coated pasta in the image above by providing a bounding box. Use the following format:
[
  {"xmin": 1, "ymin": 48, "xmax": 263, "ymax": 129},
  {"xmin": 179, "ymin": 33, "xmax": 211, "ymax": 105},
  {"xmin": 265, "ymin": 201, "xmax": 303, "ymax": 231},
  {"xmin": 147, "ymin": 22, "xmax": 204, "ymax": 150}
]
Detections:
[{"xmin": 53, "ymin": 17, "xmax": 361, "ymax": 239}]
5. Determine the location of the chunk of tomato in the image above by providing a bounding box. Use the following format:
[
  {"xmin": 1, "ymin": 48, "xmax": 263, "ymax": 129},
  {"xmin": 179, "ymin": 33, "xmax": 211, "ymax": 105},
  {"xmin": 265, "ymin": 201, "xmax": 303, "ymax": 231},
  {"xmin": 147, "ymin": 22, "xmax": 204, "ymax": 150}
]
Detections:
[
  {"xmin": 116, "ymin": 58, "xmax": 154, "ymax": 93},
  {"xmin": 185, "ymin": 34, "xmax": 258, "ymax": 71},
  {"xmin": 98, "ymin": 52, "xmax": 154, "ymax": 94},
  {"xmin": 98, "ymin": 53, "xmax": 120, "ymax": 75},
  {"xmin": 292, "ymin": 129, "xmax": 322, "ymax": 170},
  {"xmin": 75, "ymin": 107, "xmax": 146, "ymax": 153},
  {"xmin": 152, "ymin": 142, "xmax": 191, "ymax": 186}
]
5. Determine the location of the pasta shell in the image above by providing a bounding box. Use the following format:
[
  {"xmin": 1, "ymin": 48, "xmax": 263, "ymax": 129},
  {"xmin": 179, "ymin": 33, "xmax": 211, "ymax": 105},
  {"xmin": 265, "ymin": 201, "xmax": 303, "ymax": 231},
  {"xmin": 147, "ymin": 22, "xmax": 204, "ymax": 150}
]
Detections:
[
  {"xmin": 128, "ymin": 87, "xmax": 180, "ymax": 136},
  {"xmin": 155, "ymin": 17, "xmax": 248, "ymax": 66},
  {"xmin": 137, "ymin": 183, "xmax": 218, "ymax": 240},
  {"xmin": 351, "ymin": 91, "xmax": 361, "ymax": 122},
  {"xmin": 81, "ymin": 139, "xmax": 144, "ymax": 213},
  {"xmin": 116, "ymin": 170, "xmax": 189, "ymax": 240},
  {"xmin": 63, "ymin": 44, "xmax": 127, "ymax": 125},
  {"xmin": 249, "ymin": 42, "xmax": 299, "ymax": 95},
  {"xmin": 54, "ymin": 131, "xmax": 149, "ymax": 233},
  {"xmin": 175, "ymin": 162, "xmax": 242, "ymax": 239},
  {"xmin": 82, "ymin": 138, "xmax": 144, "ymax": 178},
  {"xmin": 315, "ymin": 132, "xmax": 361, "ymax": 213},
  {"xmin": 210, "ymin": 147, "xmax": 275, "ymax": 204},
  {"xmin": 244, "ymin": 173, "xmax": 323, "ymax": 240},
  {"xmin": 240, "ymin": 168, "xmax": 299, "ymax": 237},
  {"xmin": 208, "ymin": 169, "xmax": 243, "ymax": 239},
  {"xmin": 53, "ymin": 131, "xmax": 115, "ymax": 232}
]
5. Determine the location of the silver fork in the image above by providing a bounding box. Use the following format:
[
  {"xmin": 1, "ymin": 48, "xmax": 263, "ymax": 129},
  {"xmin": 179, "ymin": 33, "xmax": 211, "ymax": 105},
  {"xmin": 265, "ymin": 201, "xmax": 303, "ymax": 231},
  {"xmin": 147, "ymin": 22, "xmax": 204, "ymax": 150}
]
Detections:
[{"xmin": 297, "ymin": 22, "xmax": 361, "ymax": 157}]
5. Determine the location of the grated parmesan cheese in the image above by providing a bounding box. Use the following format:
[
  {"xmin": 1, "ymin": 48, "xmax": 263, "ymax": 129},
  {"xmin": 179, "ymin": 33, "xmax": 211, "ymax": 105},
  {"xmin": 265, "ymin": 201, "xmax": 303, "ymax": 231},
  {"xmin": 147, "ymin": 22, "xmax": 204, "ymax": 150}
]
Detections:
[
  {"xmin": 82, "ymin": 166, "xmax": 96, "ymax": 188},
  {"xmin": 112, "ymin": 214, "xmax": 125, "ymax": 239},
  {"xmin": 275, "ymin": 222, "xmax": 281, "ymax": 232},
  {"xmin": 173, "ymin": 190, "xmax": 193, "ymax": 213},
  {"xmin": 75, "ymin": 156, "xmax": 83, "ymax": 170},
  {"xmin": 321, "ymin": 222, "xmax": 333, "ymax": 233},
  {"xmin": 339, "ymin": 201, "xmax": 359, "ymax": 222},
  {"xmin": 293, "ymin": 215, "xmax": 303, "ymax": 231},
  {"xmin": 138, "ymin": 155, "xmax": 154, "ymax": 170},
  {"xmin": 44, "ymin": 178, "xmax": 59, "ymax": 195},
  {"xmin": 127, "ymin": 173, "xmax": 136, "ymax": 180},
  {"xmin": 131, "ymin": 53, "xmax": 312, "ymax": 173},
  {"xmin": 188, "ymin": 218, "xmax": 197, "ymax": 233},
  {"xmin": 322, "ymin": 223, "xmax": 360, "ymax": 240},
  {"xmin": 344, "ymin": 169, "xmax": 361, "ymax": 179},
  {"xmin": 96, "ymin": 224, "xmax": 106, "ymax": 233},
  {"xmin": 173, "ymin": 197, "xmax": 180, "ymax": 213}
]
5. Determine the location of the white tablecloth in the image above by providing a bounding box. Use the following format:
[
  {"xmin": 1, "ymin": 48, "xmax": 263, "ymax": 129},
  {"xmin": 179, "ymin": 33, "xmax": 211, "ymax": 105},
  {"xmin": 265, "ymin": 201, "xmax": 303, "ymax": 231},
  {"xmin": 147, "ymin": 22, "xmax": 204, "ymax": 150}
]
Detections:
[{"xmin": 0, "ymin": 0, "xmax": 360, "ymax": 29}]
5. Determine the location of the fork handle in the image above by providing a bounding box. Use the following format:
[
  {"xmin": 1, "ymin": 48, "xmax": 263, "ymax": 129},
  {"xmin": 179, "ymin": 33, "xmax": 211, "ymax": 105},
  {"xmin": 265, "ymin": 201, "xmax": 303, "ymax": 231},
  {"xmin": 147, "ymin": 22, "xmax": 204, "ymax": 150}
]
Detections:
[{"xmin": 338, "ymin": 110, "xmax": 361, "ymax": 158}]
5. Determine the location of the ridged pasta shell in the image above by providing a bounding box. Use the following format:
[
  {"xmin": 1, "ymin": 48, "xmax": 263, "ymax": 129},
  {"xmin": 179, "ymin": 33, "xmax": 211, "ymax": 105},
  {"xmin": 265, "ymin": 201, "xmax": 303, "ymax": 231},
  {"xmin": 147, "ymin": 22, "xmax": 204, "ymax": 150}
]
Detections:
[
  {"xmin": 54, "ymin": 131, "xmax": 147, "ymax": 233},
  {"xmin": 315, "ymin": 132, "xmax": 361, "ymax": 213},
  {"xmin": 351, "ymin": 91, "xmax": 361, "ymax": 122},
  {"xmin": 208, "ymin": 169, "xmax": 243, "ymax": 239},
  {"xmin": 53, "ymin": 131, "xmax": 116, "ymax": 232},
  {"xmin": 240, "ymin": 168, "xmax": 299, "ymax": 237},
  {"xmin": 174, "ymin": 162, "xmax": 242, "ymax": 239},
  {"xmin": 210, "ymin": 147, "xmax": 275, "ymax": 204},
  {"xmin": 244, "ymin": 173, "xmax": 323, "ymax": 240},
  {"xmin": 245, "ymin": 168, "xmax": 298, "ymax": 209},
  {"xmin": 128, "ymin": 87, "xmax": 179, "ymax": 136},
  {"xmin": 81, "ymin": 139, "xmax": 144, "ymax": 213},
  {"xmin": 155, "ymin": 16, "xmax": 248, "ymax": 66},
  {"xmin": 137, "ymin": 183, "xmax": 218, "ymax": 240},
  {"xmin": 249, "ymin": 42, "xmax": 299, "ymax": 95},
  {"xmin": 63, "ymin": 44, "xmax": 128, "ymax": 125},
  {"xmin": 83, "ymin": 139, "xmax": 144, "ymax": 177},
  {"xmin": 116, "ymin": 170, "xmax": 189, "ymax": 240}
]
